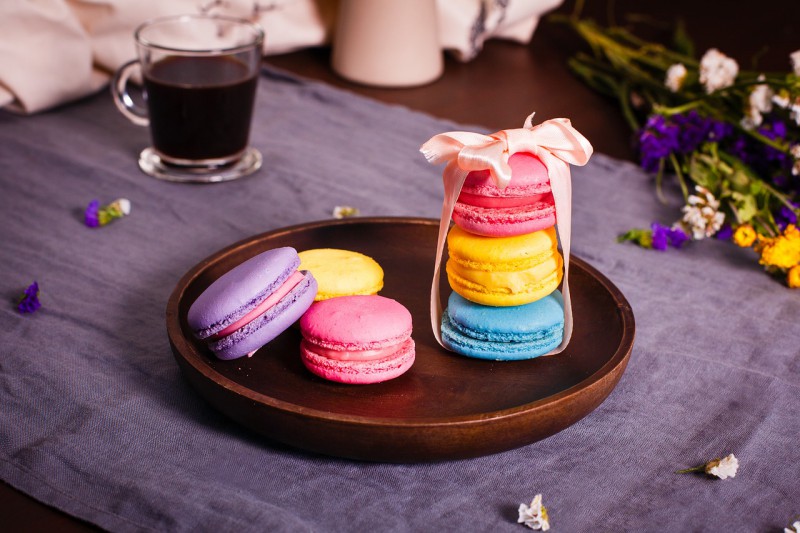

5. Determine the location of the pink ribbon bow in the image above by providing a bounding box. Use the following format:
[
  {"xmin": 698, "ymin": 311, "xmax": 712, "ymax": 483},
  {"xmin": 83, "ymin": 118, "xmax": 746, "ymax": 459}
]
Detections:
[{"xmin": 420, "ymin": 113, "xmax": 593, "ymax": 354}]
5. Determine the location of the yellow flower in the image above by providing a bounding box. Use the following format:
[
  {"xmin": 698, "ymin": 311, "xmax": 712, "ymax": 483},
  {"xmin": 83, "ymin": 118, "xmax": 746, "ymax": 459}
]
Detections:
[
  {"xmin": 733, "ymin": 224, "xmax": 757, "ymax": 247},
  {"xmin": 758, "ymin": 225, "xmax": 800, "ymax": 269},
  {"xmin": 788, "ymin": 265, "xmax": 800, "ymax": 288}
]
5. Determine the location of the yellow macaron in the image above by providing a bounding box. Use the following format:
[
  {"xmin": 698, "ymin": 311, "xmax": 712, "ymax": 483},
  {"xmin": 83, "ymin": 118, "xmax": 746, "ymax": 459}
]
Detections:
[
  {"xmin": 446, "ymin": 225, "xmax": 563, "ymax": 306},
  {"xmin": 298, "ymin": 248, "xmax": 384, "ymax": 301}
]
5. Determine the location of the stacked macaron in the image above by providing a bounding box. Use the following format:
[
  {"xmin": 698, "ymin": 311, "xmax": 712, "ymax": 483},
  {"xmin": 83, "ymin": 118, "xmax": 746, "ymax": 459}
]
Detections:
[{"xmin": 441, "ymin": 153, "xmax": 565, "ymax": 360}]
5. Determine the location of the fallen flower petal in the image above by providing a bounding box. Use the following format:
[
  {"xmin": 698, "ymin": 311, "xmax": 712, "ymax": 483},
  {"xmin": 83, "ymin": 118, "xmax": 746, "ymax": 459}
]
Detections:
[
  {"xmin": 332, "ymin": 205, "xmax": 359, "ymax": 219},
  {"xmin": 518, "ymin": 494, "xmax": 550, "ymax": 531},
  {"xmin": 85, "ymin": 198, "xmax": 131, "ymax": 228},
  {"xmin": 16, "ymin": 281, "xmax": 41, "ymax": 314},
  {"xmin": 677, "ymin": 453, "xmax": 739, "ymax": 479}
]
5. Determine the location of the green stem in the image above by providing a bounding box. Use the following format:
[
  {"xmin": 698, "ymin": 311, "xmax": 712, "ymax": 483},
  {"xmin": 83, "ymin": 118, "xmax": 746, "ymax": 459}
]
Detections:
[
  {"xmin": 676, "ymin": 465, "xmax": 705, "ymax": 474},
  {"xmin": 617, "ymin": 79, "xmax": 641, "ymax": 131},
  {"xmin": 669, "ymin": 153, "xmax": 690, "ymax": 200},
  {"xmin": 655, "ymin": 158, "xmax": 667, "ymax": 204}
]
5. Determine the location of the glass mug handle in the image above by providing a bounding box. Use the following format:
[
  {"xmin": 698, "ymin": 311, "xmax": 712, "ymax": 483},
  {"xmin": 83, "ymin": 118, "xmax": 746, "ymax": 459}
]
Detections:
[{"xmin": 111, "ymin": 59, "xmax": 149, "ymax": 127}]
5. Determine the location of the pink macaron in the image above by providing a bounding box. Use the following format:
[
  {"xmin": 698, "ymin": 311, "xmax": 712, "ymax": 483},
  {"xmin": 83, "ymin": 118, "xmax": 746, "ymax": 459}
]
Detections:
[
  {"xmin": 299, "ymin": 295, "xmax": 415, "ymax": 384},
  {"xmin": 452, "ymin": 152, "xmax": 555, "ymax": 237}
]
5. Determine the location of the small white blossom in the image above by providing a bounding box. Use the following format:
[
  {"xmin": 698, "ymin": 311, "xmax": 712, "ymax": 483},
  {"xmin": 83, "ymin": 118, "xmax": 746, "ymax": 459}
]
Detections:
[
  {"xmin": 113, "ymin": 198, "xmax": 132, "ymax": 216},
  {"xmin": 518, "ymin": 494, "xmax": 550, "ymax": 531},
  {"xmin": 332, "ymin": 205, "xmax": 359, "ymax": 219},
  {"xmin": 699, "ymin": 48, "xmax": 739, "ymax": 94},
  {"xmin": 742, "ymin": 75, "xmax": 774, "ymax": 129},
  {"xmin": 665, "ymin": 63, "xmax": 688, "ymax": 92},
  {"xmin": 784, "ymin": 520, "xmax": 800, "ymax": 533},
  {"xmin": 791, "ymin": 144, "xmax": 800, "ymax": 176},
  {"xmin": 705, "ymin": 453, "xmax": 739, "ymax": 479},
  {"xmin": 791, "ymin": 49, "xmax": 800, "ymax": 75},
  {"xmin": 682, "ymin": 186, "xmax": 725, "ymax": 239},
  {"xmin": 772, "ymin": 91, "xmax": 800, "ymax": 126}
]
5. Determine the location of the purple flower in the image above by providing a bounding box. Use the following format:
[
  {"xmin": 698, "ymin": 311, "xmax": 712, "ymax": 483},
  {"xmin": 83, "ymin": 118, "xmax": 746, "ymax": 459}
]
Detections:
[
  {"xmin": 715, "ymin": 224, "xmax": 733, "ymax": 241},
  {"xmin": 84, "ymin": 199, "xmax": 100, "ymax": 228},
  {"xmin": 667, "ymin": 226, "xmax": 690, "ymax": 248},
  {"xmin": 17, "ymin": 281, "xmax": 41, "ymax": 314},
  {"xmin": 650, "ymin": 222, "xmax": 670, "ymax": 250},
  {"xmin": 670, "ymin": 111, "xmax": 733, "ymax": 154},
  {"xmin": 673, "ymin": 111, "xmax": 707, "ymax": 153},
  {"xmin": 776, "ymin": 205, "xmax": 799, "ymax": 230},
  {"xmin": 706, "ymin": 120, "xmax": 733, "ymax": 142},
  {"xmin": 648, "ymin": 222, "xmax": 689, "ymax": 250},
  {"xmin": 639, "ymin": 115, "xmax": 680, "ymax": 172}
]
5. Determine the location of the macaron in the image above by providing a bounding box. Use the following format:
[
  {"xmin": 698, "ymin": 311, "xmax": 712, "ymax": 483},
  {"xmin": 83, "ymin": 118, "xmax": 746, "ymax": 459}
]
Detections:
[
  {"xmin": 452, "ymin": 152, "xmax": 555, "ymax": 237},
  {"xmin": 297, "ymin": 248, "xmax": 383, "ymax": 301},
  {"xmin": 441, "ymin": 290, "xmax": 564, "ymax": 360},
  {"xmin": 299, "ymin": 295, "xmax": 415, "ymax": 384},
  {"xmin": 187, "ymin": 247, "xmax": 317, "ymax": 360},
  {"xmin": 446, "ymin": 224, "xmax": 563, "ymax": 307}
]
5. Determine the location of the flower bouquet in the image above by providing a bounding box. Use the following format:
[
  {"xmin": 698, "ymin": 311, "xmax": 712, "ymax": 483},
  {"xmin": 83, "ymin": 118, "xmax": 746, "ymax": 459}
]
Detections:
[{"xmin": 555, "ymin": 7, "xmax": 800, "ymax": 287}]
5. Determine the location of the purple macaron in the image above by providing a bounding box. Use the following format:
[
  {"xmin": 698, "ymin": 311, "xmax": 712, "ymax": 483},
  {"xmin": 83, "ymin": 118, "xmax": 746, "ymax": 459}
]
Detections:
[{"xmin": 187, "ymin": 247, "xmax": 317, "ymax": 360}]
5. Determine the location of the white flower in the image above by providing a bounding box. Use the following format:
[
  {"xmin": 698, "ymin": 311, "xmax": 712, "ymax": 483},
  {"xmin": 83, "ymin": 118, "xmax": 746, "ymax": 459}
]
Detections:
[
  {"xmin": 332, "ymin": 205, "xmax": 359, "ymax": 219},
  {"xmin": 785, "ymin": 520, "xmax": 800, "ymax": 533},
  {"xmin": 791, "ymin": 49, "xmax": 800, "ymax": 75},
  {"xmin": 705, "ymin": 453, "xmax": 739, "ymax": 479},
  {"xmin": 742, "ymin": 75, "xmax": 774, "ymax": 129},
  {"xmin": 518, "ymin": 494, "xmax": 550, "ymax": 531},
  {"xmin": 790, "ymin": 144, "xmax": 800, "ymax": 176},
  {"xmin": 772, "ymin": 91, "xmax": 800, "ymax": 126},
  {"xmin": 681, "ymin": 186, "xmax": 725, "ymax": 239},
  {"xmin": 665, "ymin": 63, "xmax": 688, "ymax": 92},
  {"xmin": 112, "ymin": 198, "xmax": 132, "ymax": 216},
  {"xmin": 699, "ymin": 48, "xmax": 739, "ymax": 94}
]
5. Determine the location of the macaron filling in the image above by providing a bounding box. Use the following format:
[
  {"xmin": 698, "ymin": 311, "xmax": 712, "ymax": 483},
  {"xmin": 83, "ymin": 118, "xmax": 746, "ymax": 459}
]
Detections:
[
  {"xmin": 301, "ymin": 339, "xmax": 406, "ymax": 361},
  {"xmin": 457, "ymin": 191, "xmax": 553, "ymax": 209},
  {"xmin": 209, "ymin": 270, "xmax": 306, "ymax": 341}
]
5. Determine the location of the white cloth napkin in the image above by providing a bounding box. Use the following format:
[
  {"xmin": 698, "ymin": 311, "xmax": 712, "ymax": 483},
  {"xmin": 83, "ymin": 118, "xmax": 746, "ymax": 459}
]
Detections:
[{"xmin": 0, "ymin": 0, "xmax": 562, "ymax": 114}]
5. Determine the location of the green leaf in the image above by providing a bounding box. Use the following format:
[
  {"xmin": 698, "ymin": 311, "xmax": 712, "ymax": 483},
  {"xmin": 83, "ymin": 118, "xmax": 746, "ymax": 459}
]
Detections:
[
  {"xmin": 617, "ymin": 228, "xmax": 653, "ymax": 248},
  {"xmin": 687, "ymin": 152, "xmax": 718, "ymax": 190},
  {"xmin": 731, "ymin": 191, "xmax": 758, "ymax": 222}
]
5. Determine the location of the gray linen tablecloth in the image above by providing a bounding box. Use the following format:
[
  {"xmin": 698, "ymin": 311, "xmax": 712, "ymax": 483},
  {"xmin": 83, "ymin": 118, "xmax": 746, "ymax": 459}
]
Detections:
[{"xmin": 1, "ymin": 67, "xmax": 798, "ymax": 532}]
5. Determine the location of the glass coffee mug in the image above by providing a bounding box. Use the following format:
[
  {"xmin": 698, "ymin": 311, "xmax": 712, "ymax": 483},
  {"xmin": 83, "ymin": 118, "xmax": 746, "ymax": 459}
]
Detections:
[{"xmin": 112, "ymin": 15, "xmax": 264, "ymax": 183}]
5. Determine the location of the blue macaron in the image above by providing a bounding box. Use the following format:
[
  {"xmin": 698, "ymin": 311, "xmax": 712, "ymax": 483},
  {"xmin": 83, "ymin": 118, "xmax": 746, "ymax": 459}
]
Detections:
[{"xmin": 441, "ymin": 290, "xmax": 564, "ymax": 360}]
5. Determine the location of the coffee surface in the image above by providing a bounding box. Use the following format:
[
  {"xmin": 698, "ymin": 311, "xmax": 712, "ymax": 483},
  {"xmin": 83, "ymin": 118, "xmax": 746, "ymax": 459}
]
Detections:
[{"xmin": 144, "ymin": 56, "xmax": 257, "ymax": 161}]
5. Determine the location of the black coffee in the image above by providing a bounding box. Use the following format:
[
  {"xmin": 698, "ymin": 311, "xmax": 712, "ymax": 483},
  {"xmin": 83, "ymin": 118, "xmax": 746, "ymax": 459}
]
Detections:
[{"xmin": 144, "ymin": 56, "xmax": 258, "ymax": 162}]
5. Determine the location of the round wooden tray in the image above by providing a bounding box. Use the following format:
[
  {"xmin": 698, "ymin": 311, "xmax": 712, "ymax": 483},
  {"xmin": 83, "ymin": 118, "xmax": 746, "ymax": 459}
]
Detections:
[{"xmin": 167, "ymin": 217, "xmax": 634, "ymax": 462}]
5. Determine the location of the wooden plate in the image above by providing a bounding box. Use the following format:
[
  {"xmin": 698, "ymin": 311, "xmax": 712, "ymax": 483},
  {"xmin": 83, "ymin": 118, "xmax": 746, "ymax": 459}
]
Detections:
[{"xmin": 167, "ymin": 217, "xmax": 634, "ymax": 462}]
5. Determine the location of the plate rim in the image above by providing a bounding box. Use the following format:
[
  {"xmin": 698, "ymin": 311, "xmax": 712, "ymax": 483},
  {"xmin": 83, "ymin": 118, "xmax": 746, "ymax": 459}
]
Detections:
[{"xmin": 167, "ymin": 216, "xmax": 635, "ymax": 429}]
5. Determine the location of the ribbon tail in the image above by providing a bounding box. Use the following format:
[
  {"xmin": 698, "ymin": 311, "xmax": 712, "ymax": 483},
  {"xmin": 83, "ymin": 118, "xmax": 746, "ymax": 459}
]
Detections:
[
  {"xmin": 539, "ymin": 153, "xmax": 573, "ymax": 355},
  {"xmin": 430, "ymin": 160, "xmax": 468, "ymax": 349}
]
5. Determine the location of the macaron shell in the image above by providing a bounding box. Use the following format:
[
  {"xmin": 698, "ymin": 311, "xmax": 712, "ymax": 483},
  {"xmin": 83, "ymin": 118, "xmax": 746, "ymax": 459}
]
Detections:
[
  {"xmin": 298, "ymin": 248, "xmax": 384, "ymax": 301},
  {"xmin": 446, "ymin": 225, "xmax": 563, "ymax": 306},
  {"xmin": 211, "ymin": 273, "xmax": 317, "ymax": 360},
  {"xmin": 301, "ymin": 338, "xmax": 415, "ymax": 384},
  {"xmin": 460, "ymin": 152, "xmax": 551, "ymax": 198},
  {"xmin": 447, "ymin": 255, "xmax": 563, "ymax": 307},
  {"xmin": 187, "ymin": 247, "xmax": 300, "ymax": 339},
  {"xmin": 452, "ymin": 200, "xmax": 555, "ymax": 237},
  {"xmin": 441, "ymin": 291, "xmax": 564, "ymax": 360},
  {"xmin": 299, "ymin": 295, "xmax": 412, "ymax": 351}
]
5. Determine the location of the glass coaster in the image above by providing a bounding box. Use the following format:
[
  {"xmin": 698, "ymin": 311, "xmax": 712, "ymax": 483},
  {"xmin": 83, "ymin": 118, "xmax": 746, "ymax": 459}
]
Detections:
[{"xmin": 138, "ymin": 147, "xmax": 262, "ymax": 183}]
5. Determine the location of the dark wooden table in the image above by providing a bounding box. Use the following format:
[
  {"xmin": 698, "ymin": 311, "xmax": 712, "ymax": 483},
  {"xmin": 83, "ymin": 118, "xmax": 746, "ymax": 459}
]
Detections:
[{"xmin": 3, "ymin": 0, "xmax": 795, "ymax": 528}]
